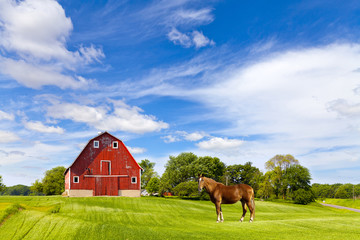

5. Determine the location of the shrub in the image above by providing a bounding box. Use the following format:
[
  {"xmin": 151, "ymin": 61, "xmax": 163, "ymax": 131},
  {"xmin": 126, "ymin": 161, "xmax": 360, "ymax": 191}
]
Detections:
[{"xmin": 173, "ymin": 181, "xmax": 198, "ymax": 197}]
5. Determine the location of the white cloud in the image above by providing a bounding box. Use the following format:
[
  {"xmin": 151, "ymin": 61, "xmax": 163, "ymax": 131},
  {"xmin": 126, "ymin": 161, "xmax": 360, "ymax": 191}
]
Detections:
[
  {"xmin": 192, "ymin": 30, "xmax": 215, "ymax": 48},
  {"xmin": 176, "ymin": 131, "xmax": 207, "ymax": 141},
  {"xmin": 197, "ymin": 137, "xmax": 244, "ymax": 150},
  {"xmin": 0, "ymin": 0, "xmax": 104, "ymax": 89},
  {"xmin": 127, "ymin": 146, "xmax": 147, "ymax": 154},
  {"xmin": 24, "ymin": 121, "xmax": 64, "ymax": 134},
  {"xmin": 162, "ymin": 135, "xmax": 180, "ymax": 143},
  {"xmin": 47, "ymin": 100, "xmax": 169, "ymax": 134},
  {"xmin": 162, "ymin": 131, "xmax": 207, "ymax": 143},
  {"xmin": 0, "ymin": 110, "xmax": 14, "ymax": 121},
  {"xmin": 167, "ymin": 28, "xmax": 192, "ymax": 48},
  {"xmin": 0, "ymin": 57, "xmax": 93, "ymax": 89},
  {"xmin": 328, "ymin": 99, "xmax": 360, "ymax": 117},
  {"xmin": 172, "ymin": 8, "xmax": 214, "ymax": 26},
  {"xmin": 0, "ymin": 130, "xmax": 19, "ymax": 143},
  {"xmin": 167, "ymin": 28, "xmax": 214, "ymax": 49}
]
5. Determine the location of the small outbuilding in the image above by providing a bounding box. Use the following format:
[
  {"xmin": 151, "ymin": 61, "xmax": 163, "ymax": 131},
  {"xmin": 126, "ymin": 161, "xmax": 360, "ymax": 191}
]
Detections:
[{"xmin": 63, "ymin": 132, "xmax": 142, "ymax": 197}]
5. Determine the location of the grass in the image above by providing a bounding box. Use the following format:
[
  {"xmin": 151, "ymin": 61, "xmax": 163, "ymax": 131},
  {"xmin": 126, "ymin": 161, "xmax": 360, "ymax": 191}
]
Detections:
[
  {"xmin": 321, "ymin": 198, "xmax": 360, "ymax": 210},
  {"xmin": 0, "ymin": 196, "xmax": 359, "ymax": 239}
]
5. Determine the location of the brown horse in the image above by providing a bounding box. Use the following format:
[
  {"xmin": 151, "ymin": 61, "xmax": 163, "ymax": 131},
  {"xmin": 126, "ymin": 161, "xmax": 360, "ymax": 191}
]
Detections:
[{"xmin": 198, "ymin": 176, "xmax": 255, "ymax": 223}]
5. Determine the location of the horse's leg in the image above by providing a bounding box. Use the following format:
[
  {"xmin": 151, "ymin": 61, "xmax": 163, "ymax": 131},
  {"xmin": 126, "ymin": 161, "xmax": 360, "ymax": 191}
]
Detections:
[
  {"xmin": 215, "ymin": 201, "xmax": 222, "ymax": 223},
  {"xmin": 247, "ymin": 197, "xmax": 255, "ymax": 223},
  {"xmin": 240, "ymin": 200, "xmax": 247, "ymax": 222},
  {"xmin": 220, "ymin": 206, "xmax": 224, "ymax": 222}
]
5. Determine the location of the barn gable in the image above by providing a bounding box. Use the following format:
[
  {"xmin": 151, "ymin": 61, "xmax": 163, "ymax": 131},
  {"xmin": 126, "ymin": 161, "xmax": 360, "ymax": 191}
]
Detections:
[{"xmin": 63, "ymin": 132, "xmax": 142, "ymax": 197}]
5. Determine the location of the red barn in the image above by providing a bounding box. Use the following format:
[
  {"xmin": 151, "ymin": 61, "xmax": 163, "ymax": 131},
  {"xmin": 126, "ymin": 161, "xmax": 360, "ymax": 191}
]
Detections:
[{"xmin": 63, "ymin": 132, "xmax": 142, "ymax": 197}]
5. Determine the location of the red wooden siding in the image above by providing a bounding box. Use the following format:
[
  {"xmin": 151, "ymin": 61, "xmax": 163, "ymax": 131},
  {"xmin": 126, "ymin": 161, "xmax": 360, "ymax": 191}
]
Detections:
[{"xmin": 64, "ymin": 132, "xmax": 142, "ymax": 196}]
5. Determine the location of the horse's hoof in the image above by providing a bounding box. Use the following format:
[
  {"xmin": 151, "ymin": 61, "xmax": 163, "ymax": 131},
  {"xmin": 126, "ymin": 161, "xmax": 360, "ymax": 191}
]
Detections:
[
  {"xmin": 249, "ymin": 219, "xmax": 253, "ymax": 223},
  {"xmin": 240, "ymin": 217, "xmax": 244, "ymax": 222}
]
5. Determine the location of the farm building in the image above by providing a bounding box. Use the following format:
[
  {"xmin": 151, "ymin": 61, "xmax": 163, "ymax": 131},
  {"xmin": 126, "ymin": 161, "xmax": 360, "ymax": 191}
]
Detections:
[{"xmin": 63, "ymin": 132, "xmax": 142, "ymax": 197}]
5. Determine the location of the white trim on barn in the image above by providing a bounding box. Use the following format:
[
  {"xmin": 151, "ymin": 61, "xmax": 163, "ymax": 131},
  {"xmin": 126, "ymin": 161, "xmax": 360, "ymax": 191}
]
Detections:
[{"xmin": 100, "ymin": 160, "xmax": 111, "ymax": 175}]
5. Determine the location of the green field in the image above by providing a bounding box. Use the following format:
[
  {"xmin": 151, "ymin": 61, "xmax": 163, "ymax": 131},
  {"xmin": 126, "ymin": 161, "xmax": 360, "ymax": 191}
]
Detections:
[
  {"xmin": 321, "ymin": 198, "xmax": 360, "ymax": 210},
  {"xmin": 0, "ymin": 196, "xmax": 360, "ymax": 240}
]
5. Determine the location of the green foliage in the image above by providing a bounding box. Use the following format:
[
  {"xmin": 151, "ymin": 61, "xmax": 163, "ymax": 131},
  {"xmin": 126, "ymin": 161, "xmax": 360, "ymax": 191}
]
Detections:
[
  {"xmin": 173, "ymin": 181, "xmax": 198, "ymax": 197},
  {"xmin": 257, "ymin": 172, "xmax": 273, "ymax": 199},
  {"xmin": 0, "ymin": 175, "xmax": 5, "ymax": 193},
  {"xmin": 292, "ymin": 189, "xmax": 315, "ymax": 205},
  {"xmin": 162, "ymin": 152, "xmax": 198, "ymax": 189},
  {"xmin": 192, "ymin": 156, "xmax": 225, "ymax": 182},
  {"xmin": 284, "ymin": 165, "xmax": 312, "ymax": 194},
  {"xmin": 312, "ymin": 183, "xmax": 360, "ymax": 199},
  {"xmin": 265, "ymin": 154, "xmax": 300, "ymax": 199},
  {"xmin": 146, "ymin": 177, "xmax": 160, "ymax": 194},
  {"xmin": 225, "ymin": 162, "xmax": 262, "ymax": 192},
  {"xmin": 31, "ymin": 166, "xmax": 66, "ymax": 195},
  {"xmin": 139, "ymin": 159, "xmax": 158, "ymax": 189},
  {"xmin": 161, "ymin": 152, "xmax": 225, "ymax": 192},
  {"xmin": 42, "ymin": 166, "xmax": 66, "ymax": 195},
  {"xmin": 1, "ymin": 185, "xmax": 30, "ymax": 196},
  {"xmin": 334, "ymin": 184, "xmax": 353, "ymax": 199},
  {"xmin": 30, "ymin": 179, "xmax": 44, "ymax": 196}
]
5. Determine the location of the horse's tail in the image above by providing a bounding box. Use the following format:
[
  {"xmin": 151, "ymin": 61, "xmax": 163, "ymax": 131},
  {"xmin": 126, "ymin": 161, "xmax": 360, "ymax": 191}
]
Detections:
[{"xmin": 251, "ymin": 189, "xmax": 255, "ymax": 216}]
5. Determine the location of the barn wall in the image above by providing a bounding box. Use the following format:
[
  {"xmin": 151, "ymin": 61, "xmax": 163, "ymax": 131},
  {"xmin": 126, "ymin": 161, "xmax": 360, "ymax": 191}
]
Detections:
[
  {"xmin": 118, "ymin": 190, "xmax": 141, "ymax": 197},
  {"xmin": 64, "ymin": 171, "xmax": 70, "ymax": 190},
  {"xmin": 68, "ymin": 190, "xmax": 93, "ymax": 197},
  {"xmin": 65, "ymin": 132, "xmax": 141, "ymax": 196}
]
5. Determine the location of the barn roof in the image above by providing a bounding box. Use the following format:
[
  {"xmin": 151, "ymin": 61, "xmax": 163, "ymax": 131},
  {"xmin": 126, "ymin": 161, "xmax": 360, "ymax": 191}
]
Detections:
[{"xmin": 64, "ymin": 131, "xmax": 142, "ymax": 175}]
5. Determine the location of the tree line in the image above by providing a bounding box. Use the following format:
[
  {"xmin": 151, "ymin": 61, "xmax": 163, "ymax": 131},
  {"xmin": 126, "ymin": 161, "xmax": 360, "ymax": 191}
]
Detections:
[
  {"xmin": 1, "ymin": 153, "xmax": 359, "ymax": 204},
  {"xmin": 312, "ymin": 183, "xmax": 360, "ymax": 199},
  {"xmin": 140, "ymin": 153, "xmax": 315, "ymax": 204}
]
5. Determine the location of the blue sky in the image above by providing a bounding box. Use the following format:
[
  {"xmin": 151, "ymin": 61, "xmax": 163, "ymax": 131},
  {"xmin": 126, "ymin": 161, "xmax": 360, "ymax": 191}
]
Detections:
[{"xmin": 1, "ymin": 0, "xmax": 360, "ymax": 186}]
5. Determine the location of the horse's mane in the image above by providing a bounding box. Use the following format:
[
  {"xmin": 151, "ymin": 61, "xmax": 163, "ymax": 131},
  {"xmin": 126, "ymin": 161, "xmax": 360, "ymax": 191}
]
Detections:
[{"xmin": 204, "ymin": 177, "xmax": 224, "ymax": 186}]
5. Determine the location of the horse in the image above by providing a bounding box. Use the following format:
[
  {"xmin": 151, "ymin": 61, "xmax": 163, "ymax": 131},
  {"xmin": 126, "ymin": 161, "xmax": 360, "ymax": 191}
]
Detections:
[{"xmin": 198, "ymin": 175, "xmax": 255, "ymax": 223}]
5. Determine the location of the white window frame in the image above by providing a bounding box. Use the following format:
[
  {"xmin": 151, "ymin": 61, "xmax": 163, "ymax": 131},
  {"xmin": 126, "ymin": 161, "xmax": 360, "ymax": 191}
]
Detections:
[
  {"xmin": 112, "ymin": 141, "xmax": 118, "ymax": 149},
  {"xmin": 100, "ymin": 160, "xmax": 111, "ymax": 175},
  {"xmin": 131, "ymin": 177, "xmax": 137, "ymax": 184},
  {"xmin": 94, "ymin": 140, "xmax": 99, "ymax": 148},
  {"xmin": 73, "ymin": 176, "xmax": 79, "ymax": 183}
]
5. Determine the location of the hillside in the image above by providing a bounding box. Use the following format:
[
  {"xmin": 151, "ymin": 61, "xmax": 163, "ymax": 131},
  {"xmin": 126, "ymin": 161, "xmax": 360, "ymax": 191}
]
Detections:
[{"xmin": 1, "ymin": 196, "xmax": 360, "ymax": 240}]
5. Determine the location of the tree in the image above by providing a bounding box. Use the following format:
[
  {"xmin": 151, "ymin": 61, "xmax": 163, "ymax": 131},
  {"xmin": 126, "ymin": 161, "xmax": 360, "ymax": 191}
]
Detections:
[
  {"xmin": 31, "ymin": 166, "xmax": 66, "ymax": 195},
  {"xmin": 42, "ymin": 166, "xmax": 66, "ymax": 195},
  {"xmin": 225, "ymin": 162, "xmax": 262, "ymax": 192},
  {"xmin": 160, "ymin": 152, "xmax": 226, "ymax": 193},
  {"xmin": 162, "ymin": 152, "xmax": 198, "ymax": 188},
  {"xmin": 191, "ymin": 156, "xmax": 226, "ymax": 182},
  {"xmin": 0, "ymin": 175, "xmax": 5, "ymax": 193},
  {"xmin": 2, "ymin": 185, "xmax": 30, "ymax": 196},
  {"xmin": 173, "ymin": 181, "xmax": 198, "ymax": 197},
  {"xmin": 293, "ymin": 189, "xmax": 315, "ymax": 205},
  {"xmin": 146, "ymin": 177, "xmax": 160, "ymax": 195},
  {"xmin": 257, "ymin": 172, "xmax": 273, "ymax": 199},
  {"xmin": 284, "ymin": 165, "xmax": 312, "ymax": 195},
  {"xmin": 139, "ymin": 159, "xmax": 158, "ymax": 189},
  {"xmin": 265, "ymin": 154, "xmax": 299, "ymax": 199},
  {"xmin": 334, "ymin": 184, "xmax": 353, "ymax": 199},
  {"xmin": 30, "ymin": 179, "xmax": 44, "ymax": 196}
]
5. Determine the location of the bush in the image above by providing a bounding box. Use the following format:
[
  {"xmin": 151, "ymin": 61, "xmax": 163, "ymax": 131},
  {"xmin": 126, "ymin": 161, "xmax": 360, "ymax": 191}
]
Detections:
[
  {"xmin": 173, "ymin": 181, "xmax": 198, "ymax": 197},
  {"xmin": 292, "ymin": 189, "xmax": 315, "ymax": 205}
]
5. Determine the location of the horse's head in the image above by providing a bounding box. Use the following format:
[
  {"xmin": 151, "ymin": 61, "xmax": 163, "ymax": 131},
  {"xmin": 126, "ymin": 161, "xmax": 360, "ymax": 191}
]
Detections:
[{"xmin": 198, "ymin": 175, "xmax": 205, "ymax": 193}]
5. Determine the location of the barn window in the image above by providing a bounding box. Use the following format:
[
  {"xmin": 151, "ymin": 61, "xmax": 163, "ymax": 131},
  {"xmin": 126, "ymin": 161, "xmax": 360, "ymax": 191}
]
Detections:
[
  {"xmin": 73, "ymin": 176, "xmax": 79, "ymax": 183},
  {"xmin": 94, "ymin": 140, "xmax": 99, "ymax": 148},
  {"xmin": 112, "ymin": 141, "xmax": 118, "ymax": 149},
  {"xmin": 131, "ymin": 177, "xmax": 137, "ymax": 184}
]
